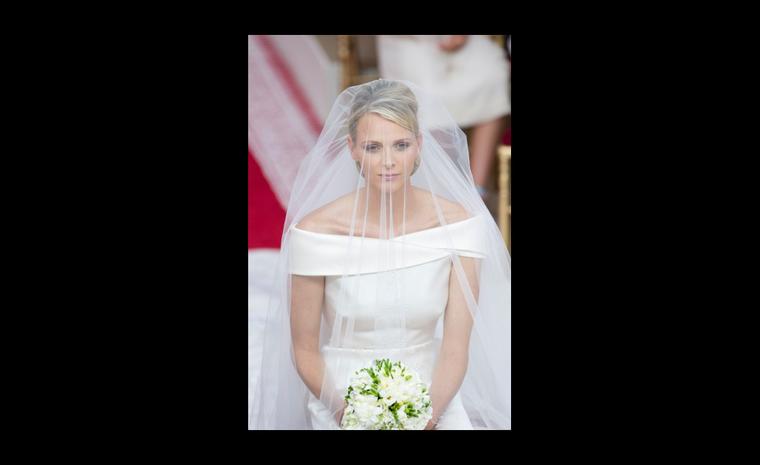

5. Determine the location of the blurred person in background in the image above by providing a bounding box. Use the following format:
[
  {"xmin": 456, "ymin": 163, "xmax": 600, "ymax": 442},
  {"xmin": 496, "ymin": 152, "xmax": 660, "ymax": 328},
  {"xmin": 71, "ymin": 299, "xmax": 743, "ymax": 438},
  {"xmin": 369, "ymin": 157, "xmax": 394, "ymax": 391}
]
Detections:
[{"xmin": 377, "ymin": 35, "xmax": 510, "ymax": 203}]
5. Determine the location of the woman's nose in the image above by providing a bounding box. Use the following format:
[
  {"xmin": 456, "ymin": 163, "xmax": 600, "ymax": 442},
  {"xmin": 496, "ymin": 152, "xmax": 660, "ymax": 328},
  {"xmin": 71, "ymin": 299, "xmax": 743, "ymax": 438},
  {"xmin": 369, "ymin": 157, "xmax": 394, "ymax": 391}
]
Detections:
[{"xmin": 383, "ymin": 149, "xmax": 395, "ymax": 168}]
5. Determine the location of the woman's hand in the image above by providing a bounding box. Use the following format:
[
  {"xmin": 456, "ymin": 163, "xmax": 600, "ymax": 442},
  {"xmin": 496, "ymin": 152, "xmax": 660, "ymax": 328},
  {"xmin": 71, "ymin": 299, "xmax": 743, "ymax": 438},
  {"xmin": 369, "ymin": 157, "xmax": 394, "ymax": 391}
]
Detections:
[
  {"xmin": 424, "ymin": 417, "xmax": 438, "ymax": 430},
  {"xmin": 438, "ymin": 35, "xmax": 468, "ymax": 52},
  {"xmin": 335, "ymin": 402, "xmax": 347, "ymax": 426}
]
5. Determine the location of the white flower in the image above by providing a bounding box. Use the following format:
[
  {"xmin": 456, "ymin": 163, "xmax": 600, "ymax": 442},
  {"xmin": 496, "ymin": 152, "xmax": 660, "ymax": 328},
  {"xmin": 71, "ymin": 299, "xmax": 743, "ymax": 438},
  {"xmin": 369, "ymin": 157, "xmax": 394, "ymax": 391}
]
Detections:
[{"xmin": 340, "ymin": 358, "xmax": 432, "ymax": 430}]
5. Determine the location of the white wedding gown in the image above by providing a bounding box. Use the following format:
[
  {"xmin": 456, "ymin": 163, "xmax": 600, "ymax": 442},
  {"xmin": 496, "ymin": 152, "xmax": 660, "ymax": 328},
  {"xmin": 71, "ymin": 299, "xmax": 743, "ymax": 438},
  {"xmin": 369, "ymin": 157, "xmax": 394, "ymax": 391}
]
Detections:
[{"xmin": 288, "ymin": 215, "xmax": 489, "ymax": 429}]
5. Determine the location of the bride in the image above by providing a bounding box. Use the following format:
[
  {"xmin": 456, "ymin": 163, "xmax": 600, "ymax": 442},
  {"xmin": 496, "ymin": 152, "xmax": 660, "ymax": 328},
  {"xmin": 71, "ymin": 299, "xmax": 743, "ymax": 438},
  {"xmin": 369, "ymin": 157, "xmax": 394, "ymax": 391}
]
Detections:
[{"xmin": 250, "ymin": 79, "xmax": 511, "ymax": 429}]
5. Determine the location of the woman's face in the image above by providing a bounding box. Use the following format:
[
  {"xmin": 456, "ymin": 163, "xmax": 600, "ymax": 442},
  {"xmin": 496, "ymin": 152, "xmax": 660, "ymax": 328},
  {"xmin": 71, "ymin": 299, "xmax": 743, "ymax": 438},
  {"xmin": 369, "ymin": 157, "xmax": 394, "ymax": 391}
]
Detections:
[{"xmin": 349, "ymin": 113, "xmax": 420, "ymax": 194}]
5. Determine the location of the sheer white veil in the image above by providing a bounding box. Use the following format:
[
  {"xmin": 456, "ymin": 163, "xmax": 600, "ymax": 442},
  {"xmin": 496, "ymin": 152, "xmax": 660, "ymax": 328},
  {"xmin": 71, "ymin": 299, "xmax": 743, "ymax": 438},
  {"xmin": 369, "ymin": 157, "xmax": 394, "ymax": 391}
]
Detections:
[{"xmin": 250, "ymin": 79, "xmax": 511, "ymax": 429}]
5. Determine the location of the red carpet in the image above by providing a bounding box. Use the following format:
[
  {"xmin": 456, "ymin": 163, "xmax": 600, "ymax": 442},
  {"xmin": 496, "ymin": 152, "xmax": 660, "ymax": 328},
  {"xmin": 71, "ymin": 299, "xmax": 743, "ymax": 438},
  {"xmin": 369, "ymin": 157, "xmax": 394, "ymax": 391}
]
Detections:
[
  {"xmin": 502, "ymin": 126, "xmax": 511, "ymax": 145},
  {"xmin": 248, "ymin": 147, "xmax": 286, "ymax": 249}
]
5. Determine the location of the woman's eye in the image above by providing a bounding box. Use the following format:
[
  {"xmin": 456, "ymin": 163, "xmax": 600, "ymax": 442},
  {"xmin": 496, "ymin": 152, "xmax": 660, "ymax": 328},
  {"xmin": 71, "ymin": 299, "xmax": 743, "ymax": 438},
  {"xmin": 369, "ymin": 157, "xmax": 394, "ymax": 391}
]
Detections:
[
  {"xmin": 364, "ymin": 145, "xmax": 380, "ymax": 152},
  {"xmin": 395, "ymin": 142, "xmax": 410, "ymax": 150}
]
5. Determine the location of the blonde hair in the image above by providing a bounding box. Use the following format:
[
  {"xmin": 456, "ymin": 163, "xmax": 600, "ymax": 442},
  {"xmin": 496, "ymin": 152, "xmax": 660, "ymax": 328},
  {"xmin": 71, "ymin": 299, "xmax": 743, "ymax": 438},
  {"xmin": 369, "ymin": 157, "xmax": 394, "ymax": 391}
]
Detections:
[{"xmin": 348, "ymin": 80, "xmax": 419, "ymax": 140}]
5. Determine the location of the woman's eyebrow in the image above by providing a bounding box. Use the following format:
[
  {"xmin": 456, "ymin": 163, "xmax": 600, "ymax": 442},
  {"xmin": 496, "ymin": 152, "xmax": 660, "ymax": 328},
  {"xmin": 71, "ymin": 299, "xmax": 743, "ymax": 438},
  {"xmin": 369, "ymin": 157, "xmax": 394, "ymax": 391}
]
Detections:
[{"xmin": 361, "ymin": 138, "xmax": 411, "ymax": 146}]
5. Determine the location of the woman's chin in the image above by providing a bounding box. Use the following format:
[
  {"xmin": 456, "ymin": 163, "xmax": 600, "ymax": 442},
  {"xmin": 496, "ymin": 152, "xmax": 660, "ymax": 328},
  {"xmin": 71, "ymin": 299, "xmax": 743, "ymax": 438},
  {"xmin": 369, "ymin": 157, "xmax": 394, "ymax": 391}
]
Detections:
[{"xmin": 369, "ymin": 178, "xmax": 409, "ymax": 194}]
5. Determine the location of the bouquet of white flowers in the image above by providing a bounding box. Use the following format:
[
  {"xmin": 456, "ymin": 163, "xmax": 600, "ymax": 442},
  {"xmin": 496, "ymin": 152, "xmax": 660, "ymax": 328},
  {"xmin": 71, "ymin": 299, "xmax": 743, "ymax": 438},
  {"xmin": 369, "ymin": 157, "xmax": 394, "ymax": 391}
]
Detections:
[{"xmin": 340, "ymin": 358, "xmax": 433, "ymax": 430}]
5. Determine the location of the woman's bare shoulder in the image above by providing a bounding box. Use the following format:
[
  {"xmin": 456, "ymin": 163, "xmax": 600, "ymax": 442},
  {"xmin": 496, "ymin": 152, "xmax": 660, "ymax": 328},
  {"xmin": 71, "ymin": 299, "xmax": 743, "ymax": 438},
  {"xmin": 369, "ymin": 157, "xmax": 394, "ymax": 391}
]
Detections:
[
  {"xmin": 293, "ymin": 193, "xmax": 356, "ymax": 234},
  {"xmin": 412, "ymin": 188, "xmax": 471, "ymax": 224}
]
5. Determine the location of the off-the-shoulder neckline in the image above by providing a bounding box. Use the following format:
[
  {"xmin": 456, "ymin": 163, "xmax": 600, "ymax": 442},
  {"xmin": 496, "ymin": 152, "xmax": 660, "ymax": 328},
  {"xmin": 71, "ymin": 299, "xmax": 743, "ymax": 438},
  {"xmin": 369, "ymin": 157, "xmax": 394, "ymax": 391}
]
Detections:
[{"xmin": 290, "ymin": 214, "xmax": 481, "ymax": 240}]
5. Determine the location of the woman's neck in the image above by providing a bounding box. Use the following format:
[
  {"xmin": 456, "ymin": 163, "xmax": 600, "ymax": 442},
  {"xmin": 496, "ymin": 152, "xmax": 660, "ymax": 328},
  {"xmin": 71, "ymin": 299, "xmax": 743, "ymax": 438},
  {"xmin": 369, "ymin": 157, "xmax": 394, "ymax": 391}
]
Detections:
[{"xmin": 358, "ymin": 186, "xmax": 417, "ymax": 234}]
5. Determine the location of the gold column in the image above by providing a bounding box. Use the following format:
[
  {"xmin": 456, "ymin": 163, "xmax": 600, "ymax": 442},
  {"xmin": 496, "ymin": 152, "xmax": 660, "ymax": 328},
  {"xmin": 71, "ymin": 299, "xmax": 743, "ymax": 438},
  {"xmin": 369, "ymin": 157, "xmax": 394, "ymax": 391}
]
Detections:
[
  {"xmin": 337, "ymin": 35, "xmax": 355, "ymax": 90},
  {"xmin": 498, "ymin": 145, "xmax": 511, "ymax": 251}
]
